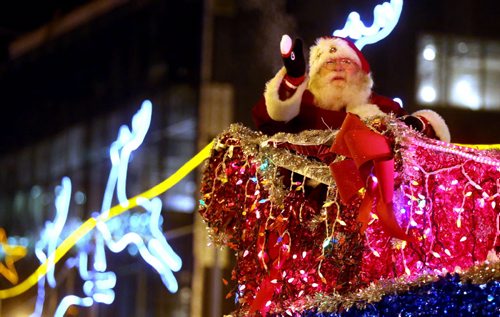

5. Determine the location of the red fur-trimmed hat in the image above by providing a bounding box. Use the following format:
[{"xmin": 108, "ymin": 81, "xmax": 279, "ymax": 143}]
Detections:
[{"xmin": 309, "ymin": 36, "xmax": 370, "ymax": 76}]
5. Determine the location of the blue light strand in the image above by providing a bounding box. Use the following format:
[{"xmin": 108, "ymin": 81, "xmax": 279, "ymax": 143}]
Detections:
[
  {"xmin": 101, "ymin": 100, "xmax": 152, "ymax": 216},
  {"xmin": 48, "ymin": 177, "xmax": 72, "ymax": 287},
  {"xmin": 54, "ymin": 295, "xmax": 93, "ymax": 317}
]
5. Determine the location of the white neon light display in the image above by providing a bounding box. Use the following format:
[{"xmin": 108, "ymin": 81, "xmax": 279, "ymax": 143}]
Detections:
[
  {"xmin": 48, "ymin": 177, "xmax": 72, "ymax": 287},
  {"xmin": 31, "ymin": 177, "xmax": 72, "ymax": 317},
  {"xmin": 54, "ymin": 295, "xmax": 93, "ymax": 317},
  {"xmin": 333, "ymin": 0, "xmax": 403, "ymax": 50},
  {"xmin": 30, "ymin": 100, "xmax": 182, "ymax": 316},
  {"xmin": 102, "ymin": 100, "xmax": 152, "ymax": 213}
]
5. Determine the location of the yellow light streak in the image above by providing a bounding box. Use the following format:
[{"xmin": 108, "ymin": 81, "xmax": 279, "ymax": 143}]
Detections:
[
  {"xmin": 455, "ymin": 144, "xmax": 500, "ymax": 150},
  {"xmin": 0, "ymin": 141, "xmax": 214, "ymax": 299}
]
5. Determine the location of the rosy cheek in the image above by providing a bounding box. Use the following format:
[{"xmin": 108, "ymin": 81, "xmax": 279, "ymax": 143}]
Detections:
[{"xmin": 347, "ymin": 68, "xmax": 359, "ymax": 76}]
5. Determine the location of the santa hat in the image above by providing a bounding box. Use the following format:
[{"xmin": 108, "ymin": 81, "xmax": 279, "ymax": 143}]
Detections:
[{"xmin": 309, "ymin": 36, "xmax": 370, "ymax": 77}]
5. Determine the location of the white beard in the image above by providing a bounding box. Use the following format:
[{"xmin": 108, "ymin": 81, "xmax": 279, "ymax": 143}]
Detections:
[{"xmin": 308, "ymin": 71, "xmax": 373, "ymax": 111}]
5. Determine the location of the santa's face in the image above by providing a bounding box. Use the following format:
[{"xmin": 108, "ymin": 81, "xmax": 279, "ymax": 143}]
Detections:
[
  {"xmin": 308, "ymin": 57, "xmax": 372, "ymax": 111},
  {"xmin": 317, "ymin": 58, "xmax": 361, "ymax": 87}
]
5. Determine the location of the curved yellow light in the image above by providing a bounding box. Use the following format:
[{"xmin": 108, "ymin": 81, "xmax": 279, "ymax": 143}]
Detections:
[{"xmin": 0, "ymin": 141, "xmax": 213, "ymax": 299}]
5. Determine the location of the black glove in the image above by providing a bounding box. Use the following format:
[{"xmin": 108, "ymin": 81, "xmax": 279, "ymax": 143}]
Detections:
[
  {"xmin": 402, "ymin": 115, "xmax": 425, "ymax": 132},
  {"xmin": 280, "ymin": 34, "xmax": 306, "ymax": 79}
]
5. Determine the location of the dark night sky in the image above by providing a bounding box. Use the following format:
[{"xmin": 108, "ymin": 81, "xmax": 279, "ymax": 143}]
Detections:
[
  {"xmin": 0, "ymin": 1, "xmax": 202, "ymax": 154},
  {"xmin": 0, "ymin": 1, "xmax": 103, "ymax": 152},
  {"xmin": 1, "ymin": 0, "xmax": 499, "ymax": 154}
]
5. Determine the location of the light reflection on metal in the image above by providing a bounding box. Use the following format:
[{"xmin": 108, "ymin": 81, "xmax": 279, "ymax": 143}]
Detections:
[
  {"xmin": 393, "ymin": 97, "xmax": 403, "ymax": 107},
  {"xmin": 333, "ymin": 0, "xmax": 403, "ymax": 50}
]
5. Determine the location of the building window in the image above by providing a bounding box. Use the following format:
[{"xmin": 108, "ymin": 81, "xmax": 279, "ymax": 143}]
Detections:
[{"xmin": 417, "ymin": 34, "xmax": 500, "ymax": 110}]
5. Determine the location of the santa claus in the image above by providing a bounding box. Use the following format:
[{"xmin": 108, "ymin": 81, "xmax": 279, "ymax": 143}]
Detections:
[{"xmin": 252, "ymin": 35, "xmax": 450, "ymax": 142}]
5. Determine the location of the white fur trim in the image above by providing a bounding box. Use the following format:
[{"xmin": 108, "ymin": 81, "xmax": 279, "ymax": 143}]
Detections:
[
  {"xmin": 264, "ymin": 67, "xmax": 308, "ymax": 122},
  {"xmin": 309, "ymin": 38, "xmax": 362, "ymax": 78},
  {"xmin": 412, "ymin": 110, "xmax": 451, "ymax": 142},
  {"xmin": 346, "ymin": 103, "xmax": 386, "ymax": 119}
]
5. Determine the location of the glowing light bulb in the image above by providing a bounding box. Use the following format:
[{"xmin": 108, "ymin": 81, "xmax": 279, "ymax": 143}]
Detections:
[
  {"xmin": 419, "ymin": 86, "xmax": 437, "ymax": 103},
  {"xmin": 422, "ymin": 45, "xmax": 436, "ymax": 61}
]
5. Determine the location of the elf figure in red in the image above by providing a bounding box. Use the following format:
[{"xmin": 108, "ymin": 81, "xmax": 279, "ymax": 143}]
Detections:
[{"xmin": 252, "ymin": 35, "xmax": 450, "ymax": 142}]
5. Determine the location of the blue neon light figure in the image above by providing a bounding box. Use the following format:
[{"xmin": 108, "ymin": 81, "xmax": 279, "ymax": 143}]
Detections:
[
  {"xmin": 30, "ymin": 100, "xmax": 182, "ymax": 316},
  {"xmin": 333, "ymin": 0, "xmax": 403, "ymax": 50}
]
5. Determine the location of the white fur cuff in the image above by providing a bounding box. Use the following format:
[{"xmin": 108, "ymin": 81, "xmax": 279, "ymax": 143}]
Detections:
[
  {"xmin": 346, "ymin": 103, "xmax": 385, "ymax": 119},
  {"xmin": 412, "ymin": 109, "xmax": 451, "ymax": 142},
  {"xmin": 264, "ymin": 67, "xmax": 308, "ymax": 122}
]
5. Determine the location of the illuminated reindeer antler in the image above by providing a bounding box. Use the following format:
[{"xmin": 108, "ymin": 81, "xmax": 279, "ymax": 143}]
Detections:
[{"xmin": 333, "ymin": 0, "xmax": 403, "ymax": 50}]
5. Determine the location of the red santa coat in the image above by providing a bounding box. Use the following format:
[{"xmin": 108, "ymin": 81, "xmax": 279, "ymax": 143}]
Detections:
[
  {"xmin": 252, "ymin": 66, "xmax": 450, "ymax": 142},
  {"xmin": 252, "ymin": 86, "xmax": 405, "ymax": 136}
]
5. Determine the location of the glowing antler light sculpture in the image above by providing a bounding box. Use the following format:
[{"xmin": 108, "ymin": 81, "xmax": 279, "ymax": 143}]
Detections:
[
  {"xmin": 7, "ymin": 100, "xmax": 188, "ymax": 317},
  {"xmin": 333, "ymin": 0, "xmax": 403, "ymax": 50},
  {"xmin": 53, "ymin": 100, "xmax": 182, "ymax": 315}
]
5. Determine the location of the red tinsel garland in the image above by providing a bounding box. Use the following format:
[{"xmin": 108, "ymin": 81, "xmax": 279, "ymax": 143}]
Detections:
[{"xmin": 198, "ymin": 118, "xmax": 500, "ymax": 316}]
